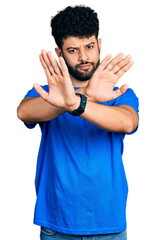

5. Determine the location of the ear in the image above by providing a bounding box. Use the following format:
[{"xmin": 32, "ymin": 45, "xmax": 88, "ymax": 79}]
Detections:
[
  {"xmin": 55, "ymin": 48, "xmax": 62, "ymax": 57},
  {"xmin": 98, "ymin": 38, "xmax": 102, "ymax": 53}
]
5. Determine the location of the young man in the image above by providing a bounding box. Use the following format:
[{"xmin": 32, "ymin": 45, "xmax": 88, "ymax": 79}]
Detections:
[{"xmin": 17, "ymin": 5, "xmax": 139, "ymax": 240}]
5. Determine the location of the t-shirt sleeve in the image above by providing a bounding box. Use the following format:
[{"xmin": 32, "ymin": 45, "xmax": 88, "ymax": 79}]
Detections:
[
  {"xmin": 24, "ymin": 85, "xmax": 49, "ymax": 98},
  {"xmin": 113, "ymin": 88, "xmax": 139, "ymax": 134},
  {"xmin": 24, "ymin": 85, "xmax": 49, "ymax": 129}
]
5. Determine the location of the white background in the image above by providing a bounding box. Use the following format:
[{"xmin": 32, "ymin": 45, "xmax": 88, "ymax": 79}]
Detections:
[{"xmin": 0, "ymin": 0, "xmax": 156, "ymax": 239}]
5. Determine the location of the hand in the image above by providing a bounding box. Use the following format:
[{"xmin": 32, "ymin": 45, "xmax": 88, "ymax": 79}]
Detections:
[
  {"xmin": 77, "ymin": 53, "xmax": 134, "ymax": 102},
  {"xmin": 33, "ymin": 50, "xmax": 80, "ymax": 111}
]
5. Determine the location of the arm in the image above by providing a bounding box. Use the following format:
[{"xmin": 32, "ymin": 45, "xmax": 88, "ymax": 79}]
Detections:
[
  {"xmin": 79, "ymin": 102, "xmax": 138, "ymax": 133},
  {"xmin": 18, "ymin": 50, "xmax": 138, "ymax": 133},
  {"xmin": 17, "ymin": 50, "xmax": 70, "ymax": 124},
  {"xmin": 73, "ymin": 53, "xmax": 138, "ymax": 133},
  {"xmin": 17, "ymin": 97, "xmax": 66, "ymax": 124}
]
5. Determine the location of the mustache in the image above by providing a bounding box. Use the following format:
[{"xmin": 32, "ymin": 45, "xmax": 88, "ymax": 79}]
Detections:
[{"xmin": 75, "ymin": 62, "xmax": 94, "ymax": 68}]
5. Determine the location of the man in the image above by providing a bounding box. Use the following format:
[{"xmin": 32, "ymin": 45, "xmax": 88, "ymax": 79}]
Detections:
[{"xmin": 17, "ymin": 5, "xmax": 139, "ymax": 240}]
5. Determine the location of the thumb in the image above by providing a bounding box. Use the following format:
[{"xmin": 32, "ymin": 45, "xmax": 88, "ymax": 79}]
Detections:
[
  {"xmin": 33, "ymin": 83, "xmax": 48, "ymax": 101},
  {"xmin": 112, "ymin": 84, "xmax": 129, "ymax": 100}
]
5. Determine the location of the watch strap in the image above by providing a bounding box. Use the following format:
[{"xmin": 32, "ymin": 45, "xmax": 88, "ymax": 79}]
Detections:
[{"xmin": 68, "ymin": 93, "xmax": 87, "ymax": 116}]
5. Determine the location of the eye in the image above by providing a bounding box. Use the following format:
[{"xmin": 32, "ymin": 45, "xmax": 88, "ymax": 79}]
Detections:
[
  {"xmin": 68, "ymin": 49, "xmax": 77, "ymax": 54},
  {"xmin": 87, "ymin": 45, "xmax": 94, "ymax": 50}
]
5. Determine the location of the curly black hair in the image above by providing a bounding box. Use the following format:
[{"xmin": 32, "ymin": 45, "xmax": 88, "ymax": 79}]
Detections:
[{"xmin": 50, "ymin": 5, "xmax": 99, "ymax": 49}]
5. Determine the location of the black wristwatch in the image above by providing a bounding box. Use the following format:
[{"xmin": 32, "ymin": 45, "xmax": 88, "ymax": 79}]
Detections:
[{"xmin": 69, "ymin": 93, "xmax": 87, "ymax": 116}]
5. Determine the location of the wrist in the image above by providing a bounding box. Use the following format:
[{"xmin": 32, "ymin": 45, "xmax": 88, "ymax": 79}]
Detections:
[
  {"xmin": 68, "ymin": 93, "xmax": 87, "ymax": 116},
  {"xmin": 75, "ymin": 87, "xmax": 93, "ymax": 102},
  {"xmin": 84, "ymin": 90, "xmax": 95, "ymax": 102},
  {"xmin": 66, "ymin": 95, "xmax": 81, "ymax": 112}
]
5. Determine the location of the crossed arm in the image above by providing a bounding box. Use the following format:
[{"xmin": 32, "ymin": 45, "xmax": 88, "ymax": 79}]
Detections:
[{"xmin": 17, "ymin": 51, "xmax": 138, "ymax": 133}]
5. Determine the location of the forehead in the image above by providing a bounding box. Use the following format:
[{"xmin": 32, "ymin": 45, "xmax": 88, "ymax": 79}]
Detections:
[{"xmin": 62, "ymin": 35, "xmax": 97, "ymax": 48}]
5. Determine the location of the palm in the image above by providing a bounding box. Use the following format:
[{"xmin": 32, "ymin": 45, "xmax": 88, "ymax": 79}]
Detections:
[
  {"xmin": 34, "ymin": 51, "xmax": 76, "ymax": 110},
  {"xmin": 88, "ymin": 70, "xmax": 118, "ymax": 102},
  {"xmin": 81, "ymin": 53, "xmax": 133, "ymax": 102}
]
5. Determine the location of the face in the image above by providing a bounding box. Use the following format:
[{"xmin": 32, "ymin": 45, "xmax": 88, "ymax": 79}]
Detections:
[{"xmin": 57, "ymin": 35, "xmax": 101, "ymax": 82}]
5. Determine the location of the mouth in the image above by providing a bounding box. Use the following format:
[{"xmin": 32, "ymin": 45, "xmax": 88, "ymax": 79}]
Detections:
[{"xmin": 78, "ymin": 64, "xmax": 92, "ymax": 71}]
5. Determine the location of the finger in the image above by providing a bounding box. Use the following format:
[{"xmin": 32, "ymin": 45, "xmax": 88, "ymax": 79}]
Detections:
[
  {"xmin": 47, "ymin": 51, "xmax": 62, "ymax": 75},
  {"xmin": 41, "ymin": 50, "xmax": 55, "ymax": 75},
  {"xmin": 115, "ymin": 60, "xmax": 134, "ymax": 79},
  {"xmin": 105, "ymin": 52, "xmax": 125, "ymax": 71},
  {"xmin": 59, "ymin": 57, "xmax": 70, "ymax": 79},
  {"xmin": 112, "ymin": 55, "xmax": 132, "ymax": 74},
  {"xmin": 33, "ymin": 83, "xmax": 48, "ymax": 101},
  {"xmin": 97, "ymin": 54, "xmax": 112, "ymax": 70},
  {"xmin": 39, "ymin": 54, "xmax": 51, "ymax": 79},
  {"xmin": 112, "ymin": 84, "xmax": 129, "ymax": 99}
]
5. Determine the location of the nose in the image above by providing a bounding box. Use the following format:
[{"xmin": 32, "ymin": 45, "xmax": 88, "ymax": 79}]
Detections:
[{"xmin": 78, "ymin": 49, "xmax": 88, "ymax": 63}]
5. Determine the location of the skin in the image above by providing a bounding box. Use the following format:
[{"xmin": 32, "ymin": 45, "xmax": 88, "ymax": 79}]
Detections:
[
  {"xmin": 17, "ymin": 35, "xmax": 138, "ymax": 133},
  {"xmin": 56, "ymin": 36, "xmax": 102, "ymax": 85}
]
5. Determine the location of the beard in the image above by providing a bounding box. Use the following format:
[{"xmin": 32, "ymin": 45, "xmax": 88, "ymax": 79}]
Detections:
[{"xmin": 62, "ymin": 55, "xmax": 100, "ymax": 82}]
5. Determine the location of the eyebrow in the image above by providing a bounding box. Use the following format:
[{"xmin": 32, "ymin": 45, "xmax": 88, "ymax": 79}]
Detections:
[{"xmin": 66, "ymin": 42, "xmax": 95, "ymax": 51}]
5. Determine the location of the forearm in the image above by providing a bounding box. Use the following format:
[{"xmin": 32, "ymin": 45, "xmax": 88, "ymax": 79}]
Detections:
[
  {"xmin": 17, "ymin": 97, "xmax": 66, "ymax": 123},
  {"xmin": 79, "ymin": 101, "xmax": 138, "ymax": 133}
]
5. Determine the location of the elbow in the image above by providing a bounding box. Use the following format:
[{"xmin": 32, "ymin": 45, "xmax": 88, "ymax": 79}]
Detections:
[
  {"xmin": 17, "ymin": 105, "xmax": 25, "ymax": 121},
  {"xmin": 123, "ymin": 119, "xmax": 137, "ymax": 134},
  {"xmin": 17, "ymin": 105, "xmax": 22, "ymax": 120},
  {"xmin": 124, "ymin": 125, "xmax": 134, "ymax": 134},
  {"xmin": 17, "ymin": 101, "xmax": 36, "ymax": 124}
]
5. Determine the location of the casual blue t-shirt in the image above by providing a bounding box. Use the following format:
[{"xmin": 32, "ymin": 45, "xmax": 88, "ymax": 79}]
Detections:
[{"xmin": 24, "ymin": 86, "xmax": 139, "ymax": 235}]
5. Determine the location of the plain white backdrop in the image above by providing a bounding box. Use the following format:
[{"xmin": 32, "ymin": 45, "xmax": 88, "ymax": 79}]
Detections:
[{"xmin": 0, "ymin": 0, "xmax": 156, "ymax": 239}]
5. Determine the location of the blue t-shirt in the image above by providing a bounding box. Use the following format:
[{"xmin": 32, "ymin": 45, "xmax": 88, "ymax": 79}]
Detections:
[{"xmin": 24, "ymin": 86, "xmax": 139, "ymax": 235}]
